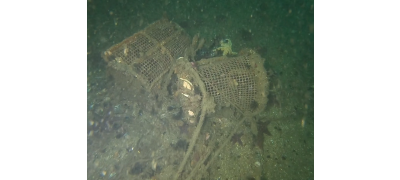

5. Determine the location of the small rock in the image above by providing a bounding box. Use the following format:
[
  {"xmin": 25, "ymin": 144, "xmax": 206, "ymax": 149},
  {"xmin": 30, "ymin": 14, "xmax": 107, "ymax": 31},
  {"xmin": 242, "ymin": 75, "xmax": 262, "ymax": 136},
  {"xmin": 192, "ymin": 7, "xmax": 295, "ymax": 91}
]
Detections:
[{"xmin": 100, "ymin": 170, "xmax": 107, "ymax": 177}]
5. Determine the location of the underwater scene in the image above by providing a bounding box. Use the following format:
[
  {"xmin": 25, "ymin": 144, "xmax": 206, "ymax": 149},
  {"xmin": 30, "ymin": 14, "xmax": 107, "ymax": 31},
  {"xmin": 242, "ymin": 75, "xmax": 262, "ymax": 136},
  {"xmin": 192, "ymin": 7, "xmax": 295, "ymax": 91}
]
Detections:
[{"xmin": 87, "ymin": 0, "xmax": 314, "ymax": 179}]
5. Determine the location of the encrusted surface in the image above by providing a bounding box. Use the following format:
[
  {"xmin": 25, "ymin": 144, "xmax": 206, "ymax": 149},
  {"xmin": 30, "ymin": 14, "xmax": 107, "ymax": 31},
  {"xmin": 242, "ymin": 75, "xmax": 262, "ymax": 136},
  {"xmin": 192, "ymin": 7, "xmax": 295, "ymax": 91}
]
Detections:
[
  {"xmin": 102, "ymin": 19, "xmax": 191, "ymax": 89},
  {"xmin": 196, "ymin": 51, "xmax": 268, "ymax": 114}
]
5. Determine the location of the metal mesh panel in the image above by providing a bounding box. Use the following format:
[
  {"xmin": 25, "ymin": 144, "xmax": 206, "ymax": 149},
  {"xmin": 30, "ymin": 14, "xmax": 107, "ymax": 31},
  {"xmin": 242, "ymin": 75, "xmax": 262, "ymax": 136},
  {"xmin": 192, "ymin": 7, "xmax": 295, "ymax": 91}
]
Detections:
[
  {"xmin": 102, "ymin": 19, "xmax": 191, "ymax": 89},
  {"xmin": 102, "ymin": 19, "xmax": 268, "ymax": 114},
  {"xmin": 196, "ymin": 52, "xmax": 268, "ymax": 114}
]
